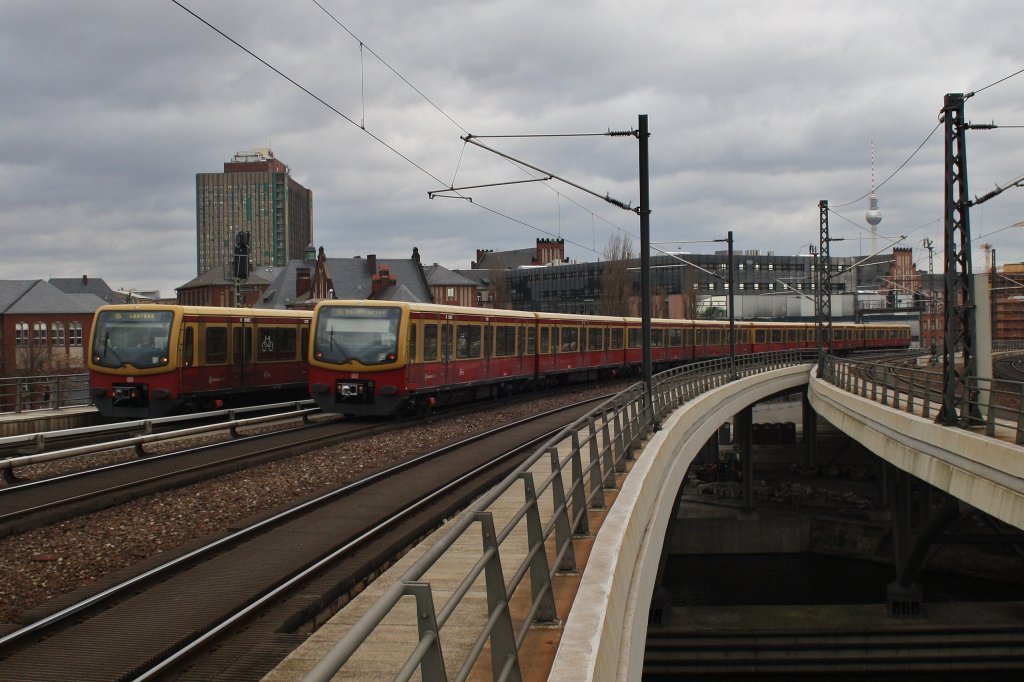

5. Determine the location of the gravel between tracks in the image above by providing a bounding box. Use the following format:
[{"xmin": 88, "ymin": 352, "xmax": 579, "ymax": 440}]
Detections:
[{"xmin": 0, "ymin": 386, "xmax": 621, "ymax": 625}]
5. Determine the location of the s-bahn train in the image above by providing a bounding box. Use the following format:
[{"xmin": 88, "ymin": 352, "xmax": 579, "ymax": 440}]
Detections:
[
  {"xmin": 88, "ymin": 304, "xmax": 312, "ymax": 418},
  {"xmin": 308, "ymin": 300, "xmax": 911, "ymax": 417}
]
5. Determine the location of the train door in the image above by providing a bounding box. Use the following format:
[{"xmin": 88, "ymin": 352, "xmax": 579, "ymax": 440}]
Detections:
[
  {"xmin": 231, "ymin": 319, "xmax": 253, "ymax": 391},
  {"xmin": 440, "ymin": 319, "xmax": 452, "ymax": 385},
  {"xmin": 483, "ymin": 321, "xmax": 493, "ymax": 380}
]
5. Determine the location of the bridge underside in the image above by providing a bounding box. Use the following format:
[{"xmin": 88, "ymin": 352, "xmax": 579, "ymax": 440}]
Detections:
[{"xmin": 552, "ymin": 365, "xmax": 1024, "ymax": 681}]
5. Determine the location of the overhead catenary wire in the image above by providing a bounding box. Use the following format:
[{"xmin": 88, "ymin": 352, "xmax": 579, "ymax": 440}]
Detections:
[
  {"xmin": 171, "ymin": 1, "xmax": 620, "ymax": 261},
  {"xmin": 170, "ymin": 0, "xmax": 448, "ymax": 189},
  {"xmin": 967, "ymin": 65, "xmax": 1024, "ymax": 98},
  {"xmin": 308, "ymin": 0, "xmax": 639, "ymax": 252},
  {"xmin": 833, "ymin": 121, "xmax": 941, "ymax": 208}
]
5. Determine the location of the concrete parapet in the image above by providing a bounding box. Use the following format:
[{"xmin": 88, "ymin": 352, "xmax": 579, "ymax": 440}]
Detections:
[
  {"xmin": 549, "ymin": 364, "xmax": 811, "ymax": 682},
  {"xmin": 809, "ymin": 369, "xmax": 1024, "ymax": 530}
]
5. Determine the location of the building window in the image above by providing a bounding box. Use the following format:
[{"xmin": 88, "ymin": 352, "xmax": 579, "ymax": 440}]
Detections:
[
  {"xmin": 446, "ymin": 287, "xmax": 455, "ymax": 300},
  {"xmin": 70, "ymin": 321, "xmax": 83, "ymax": 347},
  {"xmin": 15, "ymin": 322, "xmax": 29, "ymax": 346},
  {"xmin": 33, "ymin": 322, "xmax": 47, "ymax": 345},
  {"xmin": 52, "ymin": 322, "xmax": 66, "ymax": 346}
]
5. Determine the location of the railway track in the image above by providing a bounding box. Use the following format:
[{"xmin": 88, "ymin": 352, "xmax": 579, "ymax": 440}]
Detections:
[
  {"xmin": 0, "ymin": 415, "xmax": 382, "ymax": 539},
  {"xmin": 0, "ymin": 395, "xmax": 607, "ymax": 681}
]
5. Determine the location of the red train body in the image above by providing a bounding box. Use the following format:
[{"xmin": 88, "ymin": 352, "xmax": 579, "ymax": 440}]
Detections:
[
  {"xmin": 308, "ymin": 301, "xmax": 911, "ymax": 417},
  {"xmin": 87, "ymin": 305, "xmax": 312, "ymax": 419}
]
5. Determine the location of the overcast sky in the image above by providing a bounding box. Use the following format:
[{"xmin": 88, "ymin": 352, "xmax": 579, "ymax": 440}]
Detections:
[{"xmin": 2, "ymin": 0, "xmax": 1022, "ymax": 297}]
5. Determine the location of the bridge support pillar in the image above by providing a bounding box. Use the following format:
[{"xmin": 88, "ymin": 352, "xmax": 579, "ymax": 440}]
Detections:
[
  {"xmin": 736, "ymin": 405, "xmax": 755, "ymax": 515},
  {"xmin": 884, "ymin": 464, "xmax": 964, "ymax": 617},
  {"xmin": 802, "ymin": 388, "xmax": 817, "ymax": 468}
]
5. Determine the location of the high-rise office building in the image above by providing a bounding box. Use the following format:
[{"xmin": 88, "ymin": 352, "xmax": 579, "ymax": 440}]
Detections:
[{"xmin": 195, "ymin": 148, "xmax": 313, "ymax": 275}]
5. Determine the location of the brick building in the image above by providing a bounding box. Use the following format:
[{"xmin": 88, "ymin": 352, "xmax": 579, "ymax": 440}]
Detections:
[{"xmin": 0, "ymin": 279, "xmax": 106, "ymax": 375}]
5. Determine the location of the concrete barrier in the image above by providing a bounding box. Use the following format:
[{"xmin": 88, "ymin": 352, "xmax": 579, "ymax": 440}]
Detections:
[{"xmin": 549, "ymin": 364, "xmax": 811, "ymax": 681}]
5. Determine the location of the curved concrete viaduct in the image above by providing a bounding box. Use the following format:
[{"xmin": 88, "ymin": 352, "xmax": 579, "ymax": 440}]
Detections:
[{"xmin": 551, "ymin": 364, "xmax": 1024, "ymax": 681}]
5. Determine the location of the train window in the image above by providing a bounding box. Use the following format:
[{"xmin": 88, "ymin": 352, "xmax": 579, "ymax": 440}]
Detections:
[
  {"xmin": 313, "ymin": 305, "xmax": 401, "ymax": 365},
  {"xmin": 518, "ymin": 327, "xmax": 526, "ymax": 356},
  {"xmin": 526, "ymin": 327, "xmax": 536, "ymax": 355},
  {"xmin": 484, "ymin": 325, "xmax": 493, "ymax": 359},
  {"xmin": 206, "ymin": 327, "xmax": 227, "ymax": 364},
  {"xmin": 90, "ymin": 309, "xmax": 173, "ymax": 369},
  {"xmin": 754, "ymin": 330, "xmax": 767, "ymax": 344},
  {"xmin": 423, "ymin": 324, "xmax": 438, "ymax": 361},
  {"xmin": 707, "ymin": 329, "xmax": 721, "ymax": 345},
  {"xmin": 561, "ymin": 327, "xmax": 579, "ymax": 352},
  {"xmin": 257, "ymin": 327, "xmax": 297, "ymax": 362},
  {"xmin": 407, "ymin": 323, "xmax": 418, "ymax": 363},
  {"xmin": 540, "ymin": 327, "xmax": 550, "ymax": 354},
  {"xmin": 684, "ymin": 328, "xmax": 694, "ymax": 346},
  {"xmin": 182, "ymin": 326, "xmax": 194, "ymax": 367},
  {"xmin": 456, "ymin": 324, "xmax": 481, "ymax": 359},
  {"xmin": 588, "ymin": 327, "xmax": 603, "ymax": 351},
  {"xmin": 610, "ymin": 328, "xmax": 623, "ymax": 350},
  {"xmin": 669, "ymin": 329, "xmax": 682, "ymax": 347},
  {"xmin": 694, "ymin": 328, "xmax": 704, "ymax": 346},
  {"xmin": 495, "ymin": 326, "xmax": 517, "ymax": 357},
  {"xmin": 628, "ymin": 328, "xmax": 641, "ymax": 349},
  {"xmin": 786, "ymin": 329, "xmax": 797, "ymax": 342},
  {"xmin": 771, "ymin": 329, "xmax": 782, "ymax": 344}
]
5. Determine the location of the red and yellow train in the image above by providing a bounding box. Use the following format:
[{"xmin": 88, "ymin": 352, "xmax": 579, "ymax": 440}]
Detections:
[
  {"xmin": 308, "ymin": 300, "xmax": 911, "ymax": 417},
  {"xmin": 87, "ymin": 305, "xmax": 312, "ymax": 418}
]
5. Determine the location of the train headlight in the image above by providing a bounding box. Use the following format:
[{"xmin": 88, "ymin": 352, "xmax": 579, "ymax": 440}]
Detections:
[{"xmin": 339, "ymin": 383, "xmax": 363, "ymax": 397}]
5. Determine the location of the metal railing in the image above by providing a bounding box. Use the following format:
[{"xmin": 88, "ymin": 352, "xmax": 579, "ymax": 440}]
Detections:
[
  {"xmin": 819, "ymin": 355, "xmax": 1024, "ymax": 444},
  {"xmin": 0, "ymin": 373, "xmax": 91, "ymax": 413},
  {"xmin": 0, "ymin": 400, "xmax": 319, "ymax": 484},
  {"xmin": 303, "ymin": 349, "xmax": 817, "ymax": 681}
]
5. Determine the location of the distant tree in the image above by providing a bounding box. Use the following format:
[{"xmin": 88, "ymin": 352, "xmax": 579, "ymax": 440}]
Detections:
[{"xmin": 598, "ymin": 233, "xmax": 636, "ymax": 316}]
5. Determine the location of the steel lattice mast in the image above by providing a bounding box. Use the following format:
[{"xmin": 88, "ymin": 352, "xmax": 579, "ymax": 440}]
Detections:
[{"xmin": 940, "ymin": 93, "xmax": 978, "ymax": 425}]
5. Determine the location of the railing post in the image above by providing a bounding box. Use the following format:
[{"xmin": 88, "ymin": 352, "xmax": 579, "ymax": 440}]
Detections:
[
  {"xmin": 567, "ymin": 441, "xmax": 591, "ymax": 532},
  {"xmin": 1016, "ymin": 385, "xmax": 1024, "ymax": 446},
  {"xmin": 519, "ymin": 473, "xmax": 559, "ymax": 624},
  {"xmin": 548, "ymin": 446, "xmax": 579, "ymax": 570},
  {"xmin": 923, "ymin": 379, "xmax": 932, "ymax": 419},
  {"xmin": 985, "ymin": 379, "xmax": 997, "ymax": 437},
  {"xmin": 591, "ymin": 417, "xmax": 614, "ymax": 488},
  {"xmin": 473, "ymin": 511, "xmax": 522, "ymax": 682},
  {"xmin": 403, "ymin": 583, "xmax": 447, "ymax": 682}
]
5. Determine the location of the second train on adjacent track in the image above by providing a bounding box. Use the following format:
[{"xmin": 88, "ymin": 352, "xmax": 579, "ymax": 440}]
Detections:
[{"xmin": 308, "ymin": 300, "xmax": 911, "ymax": 417}]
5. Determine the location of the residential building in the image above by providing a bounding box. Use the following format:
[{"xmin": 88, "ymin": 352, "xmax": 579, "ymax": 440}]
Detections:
[
  {"xmin": 0, "ymin": 279, "xmax": 107, "ymax": 375},
  {"xmin": 176, "ymin": 265, "xmax": 280, "ymax": 307},
  {"xmin": 195, "ymin": 148, "xmax": 313, "ymax": 275},
  {"xmin": 255, "ymin": 247, "xmax": 432, "ymax": 309},
  {"xmin": 423, "ymin": 263, "xmax": 479, "ymax": 307}
]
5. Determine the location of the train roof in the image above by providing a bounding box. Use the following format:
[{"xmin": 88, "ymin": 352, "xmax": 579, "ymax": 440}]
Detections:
[
  {"xmin": 94, "ymin": 304, "xmax": 312, "ymax": 318},
  {"xmin": 316, "ymin": 299, "xmax": 538, "ymax": 320}
]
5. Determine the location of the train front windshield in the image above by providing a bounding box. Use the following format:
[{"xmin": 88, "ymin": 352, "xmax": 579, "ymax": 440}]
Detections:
[
  {"xmin": 314, "ymin": 305, "xmax": 401, "ymax": 366},
  {"xmin": 91, "ymin": 310, "xmax": 173, "ymax": 369}
]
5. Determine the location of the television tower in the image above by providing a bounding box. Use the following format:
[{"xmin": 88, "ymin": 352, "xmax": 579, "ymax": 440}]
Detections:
[{"xmin": 865, "ymin": 142, "xmax": 883, "ymax": 254}]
